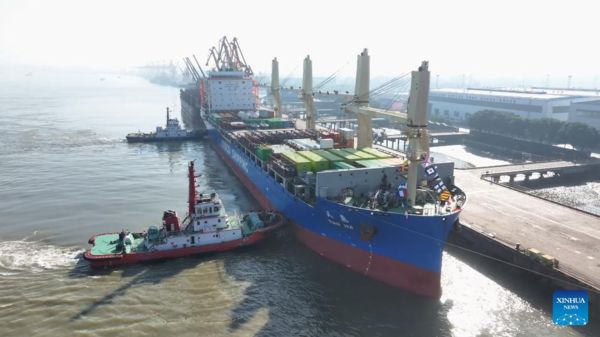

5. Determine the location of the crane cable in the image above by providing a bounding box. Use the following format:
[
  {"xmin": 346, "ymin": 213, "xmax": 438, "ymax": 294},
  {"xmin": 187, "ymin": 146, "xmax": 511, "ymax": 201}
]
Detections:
[
  {"xmin": 313, "ymin": 61, "xmax": 350, "ymax": 91},
  {"xmin": 383, "ymin": 81, "xmax": 411, "ymax": 111},
  {"xmin": 280, "ymin": 64, "xmax": 300, "ymax": 87},
  {"xmin": 346, "ymin": 72, "xmax": 410, "ymax": 105}
]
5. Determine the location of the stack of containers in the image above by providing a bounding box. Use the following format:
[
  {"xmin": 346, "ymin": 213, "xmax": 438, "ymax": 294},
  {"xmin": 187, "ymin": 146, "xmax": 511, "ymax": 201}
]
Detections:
[
  {"xmin": 355, "ymin": 160, "xmax": 388, "ymax": 168},
  {"xmin": 298, "ymin": 151, "xmax": 329, "ymax": 172},
  {"xmin": 341, "ymin": 148, "xmax": 377, "ymax": 160},
  {"xmin": 360, "ymin": 147, "xmax": 394, "ymax": 159},
  {"xmin": 328, "ymin": 149, "xmax": 361, "ymax": 163},
  {"xmin": 313, "ymin": 150, "xmax": 344, "ymax": 163},
  {"xmin": 281, "ymin": 151, "xmax": 311, "ymax": 173}
]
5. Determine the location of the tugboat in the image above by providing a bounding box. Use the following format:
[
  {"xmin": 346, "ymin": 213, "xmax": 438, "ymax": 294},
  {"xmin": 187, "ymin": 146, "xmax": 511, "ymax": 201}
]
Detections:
[
  {"xmin": 126, "ymin": 107, "xmax": 207, "ymax": 142},
  {"xmin": 83, "ymin": 161, "xmax": 287, "ymax": 268}
]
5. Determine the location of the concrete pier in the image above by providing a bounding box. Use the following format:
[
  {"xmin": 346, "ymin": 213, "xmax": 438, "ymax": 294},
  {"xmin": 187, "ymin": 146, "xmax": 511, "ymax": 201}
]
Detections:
[{"xmin": 454, "ymin": 168, "xmax": 600, "ymax": 317}]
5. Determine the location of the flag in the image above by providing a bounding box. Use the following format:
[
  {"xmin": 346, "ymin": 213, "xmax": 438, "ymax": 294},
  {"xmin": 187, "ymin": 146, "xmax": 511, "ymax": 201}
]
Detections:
[
  {"xmin": 424, "ymin": 165, "xmax": 438, "ymax": 180},
  {"xmin": 420, "ymin": 153, "xmax": 431, "ymax": 168},
  {"xmin": 439, "ymin": 189, "xmax": 451, "ymax": 201},
  {"xmin": 398, "ymin": 183, "xmax": 407, "ymax": 198},
  {"xmin": 433, "ymin": 179, "xmax": 446, "ymax": 194}
]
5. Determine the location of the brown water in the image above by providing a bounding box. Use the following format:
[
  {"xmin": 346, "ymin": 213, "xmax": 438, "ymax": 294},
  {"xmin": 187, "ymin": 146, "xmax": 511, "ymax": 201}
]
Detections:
[{"xmin": 0, "ymin": 69, "xmax": 598, "ymax": 336}]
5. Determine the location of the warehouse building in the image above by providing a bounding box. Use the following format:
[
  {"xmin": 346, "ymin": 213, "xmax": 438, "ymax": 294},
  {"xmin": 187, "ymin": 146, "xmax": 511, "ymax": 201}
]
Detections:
[
  {"xmin": 428, "ymin": 88, "xmax": 594, "ymax": 122},
  {"xmin": 568, "ymin": 100, "xmax": 600, "ymax": 130}
]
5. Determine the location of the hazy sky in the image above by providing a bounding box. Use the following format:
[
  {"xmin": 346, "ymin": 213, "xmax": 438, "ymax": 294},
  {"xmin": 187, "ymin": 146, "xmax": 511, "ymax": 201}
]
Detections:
[{"xmin": 1, "ymin": 0, "xmax": 598, "ymax": 85}]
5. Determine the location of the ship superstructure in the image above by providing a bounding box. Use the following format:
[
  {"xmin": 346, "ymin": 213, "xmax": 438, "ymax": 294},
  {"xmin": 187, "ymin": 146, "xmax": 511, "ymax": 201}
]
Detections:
[{"xmin": 194, "ymin": 37, "xmax": 466, "ymax": 298}]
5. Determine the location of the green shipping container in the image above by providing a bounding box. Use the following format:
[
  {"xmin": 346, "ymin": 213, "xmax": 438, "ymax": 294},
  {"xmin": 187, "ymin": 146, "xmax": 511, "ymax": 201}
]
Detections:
[
  {"xmin": 333, "ymin": 161, "xmax": 355, "ymax": 170},
  {"xmin": 256, "ymin": 145, "xmax": 274, "ymax": 161},
  {"xmin": 313, "ymin": 150, "xmax": 345, "ymax": 162},
  {"xmin": 359, "ymin": 147, "xmax": 394, "ymax": 159},
  {"xmin": 281, "ymin": 151, "xmax": 311, "ymax": 172},
  {"xmin": 341, "ymin": 148, "xmax": 376, "ymax": 160},
  {"xmin": 327, "ymin": 149, "xmax": 361, "ymax": 163},
  {"xmin": 355, "ymin": 160, "xmax": 377, "ymax": 168},
  {"xmin": 297, "ymin": 151, "xmax": 330, "ymax": 172}
]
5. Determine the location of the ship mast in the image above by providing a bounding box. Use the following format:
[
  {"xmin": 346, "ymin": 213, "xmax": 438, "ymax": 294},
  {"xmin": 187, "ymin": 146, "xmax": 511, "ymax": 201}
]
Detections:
[
  {"xmin": 406, "ymin": 61, "xmax": 431, "ymax": 208},
  {"xmin": 188, "ymin": 161, "xmax": 196, "ymax": 216}
]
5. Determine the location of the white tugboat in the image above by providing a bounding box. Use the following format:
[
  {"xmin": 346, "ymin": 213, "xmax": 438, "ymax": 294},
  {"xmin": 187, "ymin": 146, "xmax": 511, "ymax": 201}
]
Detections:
[{"xmin": 126, "ymin": 107, "xmax": 207, "ymax": 142}]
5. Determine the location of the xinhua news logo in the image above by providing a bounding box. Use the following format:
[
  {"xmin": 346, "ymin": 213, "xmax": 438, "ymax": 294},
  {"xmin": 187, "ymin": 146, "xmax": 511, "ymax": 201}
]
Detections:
[{"xmin": 553, "ymin": 290, "xmax": 588, "ymax": 326}]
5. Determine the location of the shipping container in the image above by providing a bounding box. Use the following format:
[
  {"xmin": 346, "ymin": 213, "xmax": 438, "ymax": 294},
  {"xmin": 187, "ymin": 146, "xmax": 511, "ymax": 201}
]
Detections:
[
  {"xmin": 332, "ymin": 161, "xmax": 355, "ymax": 170},
  {"xmin": 313, "ymin": 150, "xmax": 345, "ymax": 162},
  {"xmin": 340, "ymin": 148, "xmax": 376, "ymax": 160},
  {"xmin": 257, "ymin": 145, "xmax": 274, "ymax": 160},
  {"xmin": 355, "ymin": 160, "xmax": 378, "ymax": 168},
  {"xmin": 338, "ymin": 127, "xmax": 356, "ymax": 140},
  {"xmin": 270, "ymin": 144, "xmax": 296, "ymax": 153},
  {"xmin": 327, "ymin": 149, "xmax": 361, "ymax": 163},
  {"xmin": 319, "ymin": 138, "xmax": 334, "ymax": 149},
  {"xmin": 360, "ymin": 147, "xmax": 394, "ymax": 159},
  {"xmin": 380, "ymin": 158, "xmax": 406, "ymax": 166},
  {"xmin": 281, "ymin": 151, "xmax": 311, "ymax": 172},
  {"xmin": 297, "ymin": 151, "xmax": 330, "ymax": 172}
]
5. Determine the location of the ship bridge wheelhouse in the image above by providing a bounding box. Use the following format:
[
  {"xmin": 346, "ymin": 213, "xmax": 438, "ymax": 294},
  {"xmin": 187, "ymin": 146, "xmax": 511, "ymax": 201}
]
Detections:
[
  {"xmin": 194, "ymin": 192, "xmax": 222, "ymax": 217},
  {"xmin": 192, "ymin": 193, "xmax": 228, "ymax": 232}
]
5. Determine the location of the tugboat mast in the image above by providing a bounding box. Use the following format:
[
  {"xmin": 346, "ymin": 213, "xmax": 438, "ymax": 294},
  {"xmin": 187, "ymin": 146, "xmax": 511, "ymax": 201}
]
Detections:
[{"xmin": 188, "ymin": 161, "xmax": 196, "ymax": 216}]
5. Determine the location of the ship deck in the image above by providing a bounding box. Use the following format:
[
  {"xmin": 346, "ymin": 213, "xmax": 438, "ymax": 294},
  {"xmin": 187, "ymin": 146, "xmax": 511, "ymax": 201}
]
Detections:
[
  {"xmin": 90, "ymin": 234, "xmax": 147, "ymax": 255},
  {"xmin": 455, "ymin": 168, "xmax": 600, "ymax": 288}
]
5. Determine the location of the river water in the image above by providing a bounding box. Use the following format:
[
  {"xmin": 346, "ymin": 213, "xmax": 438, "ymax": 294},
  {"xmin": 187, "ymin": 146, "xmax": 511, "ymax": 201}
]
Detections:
[{"xmin": 0, "ymin": 69, "xmax": 597, "ymax": 337}]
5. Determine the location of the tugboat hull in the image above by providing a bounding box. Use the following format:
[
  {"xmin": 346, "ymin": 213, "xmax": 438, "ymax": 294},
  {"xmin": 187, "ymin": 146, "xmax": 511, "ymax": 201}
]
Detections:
[
  {"xmin": 84, "ymin": 229, "xmax": 269, "ymax": 268},
  {"xmin": 125, "ymin": 132, "xmax": 206, "ymax": 143}
]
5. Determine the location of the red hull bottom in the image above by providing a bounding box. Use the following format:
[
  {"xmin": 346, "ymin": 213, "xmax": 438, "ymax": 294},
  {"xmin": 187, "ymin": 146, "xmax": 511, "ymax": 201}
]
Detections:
[
  {"xmin": 212, "ymin": 138, "xmax": 442, "ymax": 298},
  {"xmin": 85, "ymin": 232, "xmax": 266, "ymax": 268}
]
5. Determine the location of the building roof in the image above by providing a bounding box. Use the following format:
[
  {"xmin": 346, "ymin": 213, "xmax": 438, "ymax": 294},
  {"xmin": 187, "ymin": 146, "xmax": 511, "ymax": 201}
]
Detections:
[
  {"xmin": 502, "ymin": 87, "xmax": 600, "ymax": 98},
  {"xmin": 430, "ymin": 88, "xmax": 568, "ymax": 101},
  {"xmin": 573, "ymin": 99, "xmax": 600, "ymax": 106},
  {"xmin": 431, "ymin": 88, "xmax": 591, "ymax": 101}
]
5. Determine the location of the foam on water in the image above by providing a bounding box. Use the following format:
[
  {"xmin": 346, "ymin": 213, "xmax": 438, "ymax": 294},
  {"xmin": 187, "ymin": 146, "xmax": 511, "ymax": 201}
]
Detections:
[{"xmin": 0, "ymin": 240, "xmax": 83, "ymax": 272}]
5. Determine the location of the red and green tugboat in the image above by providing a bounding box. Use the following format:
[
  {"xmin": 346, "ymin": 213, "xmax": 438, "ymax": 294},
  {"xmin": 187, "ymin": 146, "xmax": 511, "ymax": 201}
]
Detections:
[{"xmin": 83, "ymin": 161, "xmax": 287, "ymax": 268}]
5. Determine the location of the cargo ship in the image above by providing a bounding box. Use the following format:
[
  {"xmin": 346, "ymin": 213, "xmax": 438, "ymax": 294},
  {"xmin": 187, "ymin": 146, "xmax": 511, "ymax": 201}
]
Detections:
[{"xmin": 191, "ymin": 37, "xmax": 466, "ymax": 298}]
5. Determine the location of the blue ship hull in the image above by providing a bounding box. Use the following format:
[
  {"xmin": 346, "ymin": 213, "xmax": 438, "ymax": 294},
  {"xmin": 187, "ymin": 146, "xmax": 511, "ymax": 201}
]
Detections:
[{"xmin": 207, "ymin": 127, "xmax": 461, "ymax": 297}]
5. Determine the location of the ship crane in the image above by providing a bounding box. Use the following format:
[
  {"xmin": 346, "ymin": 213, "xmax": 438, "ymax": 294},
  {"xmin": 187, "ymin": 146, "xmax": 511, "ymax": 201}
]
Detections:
[
  {"xmin": 268, "ymin": 50, "xmax": 431, "ymax": 208},
  {"xmin": 342, "ymin": 50, "xmax": 431, "ymax": 207},
  {"xmin": 267, "ymin": 51, "xmax": 411, "ymax": 131}
]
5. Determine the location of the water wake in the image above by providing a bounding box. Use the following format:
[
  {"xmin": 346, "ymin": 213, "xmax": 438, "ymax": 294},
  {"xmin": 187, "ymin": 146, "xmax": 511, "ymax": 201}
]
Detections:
[{"xmin": 0, "ymin": 240, "xmax": 83, "ymax": 273}]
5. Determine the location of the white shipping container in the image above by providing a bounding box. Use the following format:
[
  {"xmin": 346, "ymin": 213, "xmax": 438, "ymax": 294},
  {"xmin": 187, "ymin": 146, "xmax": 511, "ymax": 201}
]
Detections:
[{"xmin": 319, "ymin": 138, "xmax": 334, "ymax": 149}]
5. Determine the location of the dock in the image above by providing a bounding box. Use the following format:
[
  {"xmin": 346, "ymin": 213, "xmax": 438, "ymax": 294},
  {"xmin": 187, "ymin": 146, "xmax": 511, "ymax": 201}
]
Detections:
[
  {"xmin": 475, "ymin": 160, "xmax": 600, "ymax": 182},
  {"xmin": 454, "ymin": 167, "xmax": 600, "ymax": 316}
]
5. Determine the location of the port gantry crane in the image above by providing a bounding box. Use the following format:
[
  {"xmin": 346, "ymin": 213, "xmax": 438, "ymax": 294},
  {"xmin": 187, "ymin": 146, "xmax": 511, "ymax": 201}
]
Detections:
[
  {"xmin": 268, "ymin": 50, "xmax": 432, "ymax": 210},
  {"xmin": 206, "ymin": 36, "xmax": 254, "ymax": 76}
]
